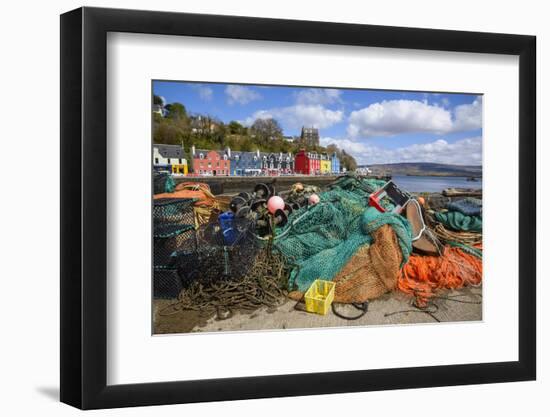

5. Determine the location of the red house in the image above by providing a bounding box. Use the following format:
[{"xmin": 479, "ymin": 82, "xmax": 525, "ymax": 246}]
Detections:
[
  {"xmin": 192, "ymin": 148, "xmax": 230, "ymax": 176},
  {"xmin": 294, "ymin": 149, "xmax": 320, "ymax": 175}
]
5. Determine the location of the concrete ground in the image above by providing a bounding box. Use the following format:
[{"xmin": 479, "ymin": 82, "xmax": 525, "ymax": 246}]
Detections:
[{"xmin": 153, "ymin": 286, "xmax": 482, "ymax": 334}]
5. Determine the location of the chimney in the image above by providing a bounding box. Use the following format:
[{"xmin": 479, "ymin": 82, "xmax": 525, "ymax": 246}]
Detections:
[
  {"xmin": 225, "ymin": 146, "xmax": 231, "ymax": 157},
  {"xmin": 191, "ymin": 145, "xmax": 196, "ymax": 156},
  {"xmin": 256, "ymin": 149, "xmax": 260, "ymax": 158}
]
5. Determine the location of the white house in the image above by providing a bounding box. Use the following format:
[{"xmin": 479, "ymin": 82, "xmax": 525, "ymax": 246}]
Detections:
[
  {"xmin": 152, "ymin": 104, "xmax": 164, "ymax": 117},
  {"xmin": 355, "ymin": 166, "xmax": 372, "ymax": 176},
  {"xmin": 153, "ymin": 144, "xmax": 188, "ymax": 174}
]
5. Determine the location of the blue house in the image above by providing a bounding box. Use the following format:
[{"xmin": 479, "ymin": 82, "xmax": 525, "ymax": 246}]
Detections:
[
  {"xmin": 331, "ymin": 152, "xmax": 340, "ymax": 174},
  {"xmin": 230, "ymin": 150, "xmax": 262, "ymax": 176}
]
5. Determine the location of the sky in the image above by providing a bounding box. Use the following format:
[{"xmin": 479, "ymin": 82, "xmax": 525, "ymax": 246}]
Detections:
[{"xmin": 153, "ymin": 81, "xmax": 482, "ymax": 166}]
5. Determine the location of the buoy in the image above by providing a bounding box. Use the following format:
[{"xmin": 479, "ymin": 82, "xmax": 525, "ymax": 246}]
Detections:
[
  {"xmin": 308, "ymin": 193, "xmax": 320, "ymax": 205},
  {"xmin": 267, "ymin": 196, "xmax": 285, "ymax": 214},
  {"xmin": 292, "ymin": 182, "xmax": 304, "ymax": 193},
  {"xmin": 417, "ymin": 196, "xmax": 425, "ymax": 206}
]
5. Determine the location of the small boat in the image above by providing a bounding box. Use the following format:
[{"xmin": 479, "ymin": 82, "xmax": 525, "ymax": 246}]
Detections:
[{"xmin": 443, "ymin": 188, "xmax": 482, "ymax": 198}]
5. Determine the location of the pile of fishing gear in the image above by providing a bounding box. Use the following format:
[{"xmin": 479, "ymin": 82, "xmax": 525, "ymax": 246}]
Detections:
[{"xmin": 152, "ymin": 174, "xmax": 483, "ymax": 323}]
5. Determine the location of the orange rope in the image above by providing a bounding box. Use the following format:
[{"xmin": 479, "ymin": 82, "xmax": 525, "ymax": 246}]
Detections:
[
  {"xmin": 397, "ymin": 246, "xmax": 482, "ymax": 307},
  {"xmin": 154, "ymin": 182, "xmax": 220, "ymax": 208}
]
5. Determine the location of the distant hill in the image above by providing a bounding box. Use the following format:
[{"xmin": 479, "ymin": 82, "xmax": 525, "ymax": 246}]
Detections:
[{"xmin": 365, "ymin": 162, "xmax": 482, "ymax": 177}]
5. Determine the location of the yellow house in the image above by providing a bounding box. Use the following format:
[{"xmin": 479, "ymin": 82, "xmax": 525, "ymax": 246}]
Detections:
[
  {"xmin": 153, "ymin": 143, "xmax": 188, "ymax": 175},
  {"xmin": 171, "ymin": 163, "xmax": 188, "ymax": 175},
  {"xmin": 320, "ymin": 154, "xmax": 331, "ymax": 174}
]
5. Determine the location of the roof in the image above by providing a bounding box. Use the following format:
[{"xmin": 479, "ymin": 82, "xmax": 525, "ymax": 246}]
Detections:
[
  {"xmin": 193, "ymin": 149, "xmax": 229, "ymax": 159},
  {"xmin": 153, "ymin": 144, "xmax": 185, "ymax": 159}
]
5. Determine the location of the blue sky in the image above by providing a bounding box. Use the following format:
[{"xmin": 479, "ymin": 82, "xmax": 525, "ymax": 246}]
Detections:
[{"xmin": 153, "ymin": 81, "xmax": 482, "ymax": 166}]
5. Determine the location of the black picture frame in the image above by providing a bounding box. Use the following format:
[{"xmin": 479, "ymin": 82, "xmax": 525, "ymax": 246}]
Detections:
[{"xmin": 60, "ymin": 6, "xmax": 536, "ymax": 410}]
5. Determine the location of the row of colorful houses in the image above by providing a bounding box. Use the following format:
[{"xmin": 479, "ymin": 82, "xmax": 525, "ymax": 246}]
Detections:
[
  {"xmin": 152, "ymin": 144, "xmax": 341, "ymax": 176},
  {"xmin": 294, "ymin": 150, "xmax": 339, "ymax": 175}
]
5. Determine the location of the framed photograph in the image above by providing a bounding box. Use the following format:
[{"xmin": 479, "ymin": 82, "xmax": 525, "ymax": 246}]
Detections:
[{"xmin": 60, "ymin": 6, "xmax": 536, "ymax": 409}]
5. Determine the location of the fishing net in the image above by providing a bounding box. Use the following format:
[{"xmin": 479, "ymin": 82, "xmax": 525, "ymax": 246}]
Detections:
[
  {"xmin": 153, "ymin": 198, "xmax": 197, "ymax": 268},
  {"xmin": 153, "ymin": 171, "xmax": 175, "ymax": 194},
  {"xmin": 434, "ymin": 211, "xmax": 482, "ymax": 232},
  {"xmin": 154, "ymin": 182, "xmax": 227, "ymax": 208},
  {"xmin": 332, "ymin": 225, "xmax": 404, "ymax": 303},
  {"xmin": 160, "ymin": 248, "xmax": 289, "ymax": 319},
  {"xmin": 153, "ymin": 198, "xmax": 196, "ymax": 226},
  {"xmin": 273, "ymin": 176, "xmax": 413, "ymax": 293},
  {"xmin": 173, "ymin": 216, "xmax": 262, "ymax": 287},
  {"xmin": 447, "ymin": 197, "xmax": 483, "ymax": 217},
  {"xmin": 153, "ymin": 224, "xmax": 196, "ymax": 267},
  {"xmin": 153, "ymin": 268, "xmax": 184, "ymax": 299},
  {"xmin": 154, "ymin": 182, "xmax": 231, "ymax": 226},
  {"xmin": 152, "ymin": 198, "xmax": 198, "ymax": 298}
]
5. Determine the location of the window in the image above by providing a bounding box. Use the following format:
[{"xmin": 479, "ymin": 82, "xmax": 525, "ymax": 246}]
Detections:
[
  {"xmin": 179, "ymin": 158, "xmax": 182, "ymax": 164},
  {"xmin": 154, "ymin": 158, "xmax": 159, "ymax": 164},
  {"xmin": 199, "ymin": 153, "xmax": 204, "ymax": 159},
  {"xmin": 223, "ymin": 155, "xmax": 227, "ymax": 160},
  {"xmin": 167, "ymin": 158, "xmax": 171, "ymax": 164}
]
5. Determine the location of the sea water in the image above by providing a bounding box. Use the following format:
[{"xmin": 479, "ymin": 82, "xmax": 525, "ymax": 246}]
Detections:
[{"xmin": 391, "ymin": 175, "xmax": 482, "ymax": 193}]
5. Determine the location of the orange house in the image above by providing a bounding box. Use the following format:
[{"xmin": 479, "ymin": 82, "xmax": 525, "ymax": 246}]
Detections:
[{"xmin": 192, "ymin": 149, "xmax": 230, "ymax": 176}]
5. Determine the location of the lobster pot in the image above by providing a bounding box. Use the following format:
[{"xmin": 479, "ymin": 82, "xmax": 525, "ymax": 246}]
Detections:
[
  {"xmin": 153, "ymin": 267, "xmax": 183, "ymax": 299},
  {"xmin": 153, "ymin": 198, "xmax": 196, "ymax": 226},
  {"xmin": 153, "ymin": 224, "xmax": 196, "ymax": 268},
  {"xmin": 175, "ymin": 245, "xmax": 260, "ymax": 287},
  {"xmin": 153, "ymin": 171, "xmax": 176, "ymax": 194},
  {"xmin": 171, "ymin": 217, "xmax": 261, "ymax": 287}
]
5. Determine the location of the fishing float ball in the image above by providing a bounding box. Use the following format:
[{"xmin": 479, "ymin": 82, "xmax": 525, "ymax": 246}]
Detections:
[
  {"xmin": 267, "ymin": 196, "xmax": 285, "ymax": 214},
  {"xmin": 292, "ymin": 182, "xmax": 304, "ymax": 193},
  {"xmin": 417, "ymin": 196, "xmax": 425, "ymax": 206},
  {"xmin": 308, "ymin": 193, "xmax": 320, "ymax": 205}
]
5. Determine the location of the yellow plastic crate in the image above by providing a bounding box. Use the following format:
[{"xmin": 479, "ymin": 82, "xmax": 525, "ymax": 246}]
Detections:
[{"xmin": 304, "ymin": 279, "xmax": 335, "ymax": 315}]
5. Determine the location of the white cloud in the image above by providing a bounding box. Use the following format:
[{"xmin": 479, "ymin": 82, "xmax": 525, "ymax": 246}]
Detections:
[
  {"xmin": 294, "ymin": 88, "xmax": 343, "ymax": 105},
  {"xmin": 347, "ymin": 98, "xmax": 482, "ymax": 138},
  {"xmin": 320, "ymin": 136, "xmax": 482, "ymax": 166},
  {"xmin": 453, "ymin": 97, "xmax": 482, "ymax": 132},
  {"xmin": 347, "ymin": 100, "xmax": 453, "ymax": 137},
  {"xmin": 245, "ymin": 104, "xmax": 343, "ymax": 129},
  {"xmin": 225, "ymin": 85, "xmax": 261, "ymax": 105},
  {"xmin": 192, "ymin": 85, "xmax": 213, "ymax": 101}
]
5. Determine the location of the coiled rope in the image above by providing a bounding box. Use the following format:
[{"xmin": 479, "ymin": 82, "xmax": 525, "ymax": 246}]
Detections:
[{"xmin": 397, "ymin": 245, "xmax": 482, "ymax": 307}]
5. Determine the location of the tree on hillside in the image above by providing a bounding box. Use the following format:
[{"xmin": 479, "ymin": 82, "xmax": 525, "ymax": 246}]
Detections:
[
  {"xmin": 165, "ymin": 102, "xmax": 187, "ymax": 120},
  {"xmin": 190, "ymin": 114, "xmax": 225, "ymax": 144},
  {"xmin": 250, "ymin": 118, "xmax": 283, "ymax": 144},
  {"xmin": 228, "ymin": 120, "xmax": 247, "ymax": 135},
  {"xmin": 153, "ymin": 122, "xmax": 184, "ymax": 145},
  {"xmin": 340, "ymin": 149, "xmax": 357, "ymax": 171},
  {"xmin": 153, "ymin": 95, "xmax": 164, "ymax": 106},
  {"xmin": 153, "ymin": 103, "xmax": 191, "ymax": 145},
  {"xmin": 321, "ymin": 143, "xmax": 357, "ymax": 172}
]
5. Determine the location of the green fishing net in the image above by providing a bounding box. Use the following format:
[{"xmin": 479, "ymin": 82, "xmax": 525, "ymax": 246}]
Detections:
[
  {"xmin": 273, "ymin": 176, "xmax": 413, "ymax": 292},
  {"xmin": 434, "ymin": 211, "xmax": 482, "ymax": 232}
]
